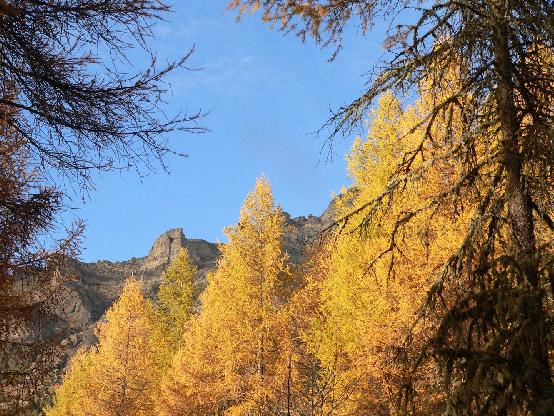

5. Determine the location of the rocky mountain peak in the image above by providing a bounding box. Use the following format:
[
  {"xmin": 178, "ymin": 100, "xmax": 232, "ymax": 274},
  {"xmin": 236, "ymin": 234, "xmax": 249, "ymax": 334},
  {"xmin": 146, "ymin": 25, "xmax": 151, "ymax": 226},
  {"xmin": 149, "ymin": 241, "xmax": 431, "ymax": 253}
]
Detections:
[{"xmin": 142, "ymin": 228, "xmax": 187, "ymax": 271}]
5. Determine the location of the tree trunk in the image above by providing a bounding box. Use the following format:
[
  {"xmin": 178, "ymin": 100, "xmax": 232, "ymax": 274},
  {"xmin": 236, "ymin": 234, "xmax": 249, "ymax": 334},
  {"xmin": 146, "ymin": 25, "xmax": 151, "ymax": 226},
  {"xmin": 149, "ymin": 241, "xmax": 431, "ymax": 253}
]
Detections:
[
  {"xmin": 258, "ymin": 273, "xmax": 265, "ymax": 379},
  {"xmin": 492, "ymin": 9, "xmax": 554, "ymax": 414},
  {"xmin": 287, "ymin": 355, "xmax": 292, "ymax": 416}
]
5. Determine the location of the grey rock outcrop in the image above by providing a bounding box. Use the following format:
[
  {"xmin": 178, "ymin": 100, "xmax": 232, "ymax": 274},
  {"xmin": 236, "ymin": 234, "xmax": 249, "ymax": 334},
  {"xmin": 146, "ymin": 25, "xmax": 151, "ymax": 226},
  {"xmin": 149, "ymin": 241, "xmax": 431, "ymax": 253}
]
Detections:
[
  {"xmin": 60, "ymin": 207, "xmax": 333, "ymax": 352},
  {"xmin": 141, "ymin": 228, "xmax": 187, "ymax": 271},
  {"xmin": 65, "ymin": 228, "xmax": 219, "ymax": 325}
]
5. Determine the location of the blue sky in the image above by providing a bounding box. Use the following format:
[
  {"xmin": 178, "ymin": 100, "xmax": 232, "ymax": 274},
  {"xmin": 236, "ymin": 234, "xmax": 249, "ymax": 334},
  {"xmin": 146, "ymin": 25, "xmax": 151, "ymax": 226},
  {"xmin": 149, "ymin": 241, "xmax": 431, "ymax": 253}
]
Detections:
[{"xmin": 74, "ymin": 0, "xmax": 387, "ymax": 262}]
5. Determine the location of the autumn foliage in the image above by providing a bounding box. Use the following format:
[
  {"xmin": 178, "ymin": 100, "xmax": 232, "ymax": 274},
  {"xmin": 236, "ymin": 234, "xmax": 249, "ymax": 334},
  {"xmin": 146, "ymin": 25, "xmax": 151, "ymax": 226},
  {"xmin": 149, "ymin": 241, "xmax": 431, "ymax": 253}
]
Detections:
[
  {"xmin": 48, "ymin": 78, "xmax": 554, "ymax": 414},
  {"xmin": 159, "ymin": 177, "xmax": 293, "ymax": 415},
  {"xmin": 46, "ymin": 279, "xmax": 159, "ymax": 416}
]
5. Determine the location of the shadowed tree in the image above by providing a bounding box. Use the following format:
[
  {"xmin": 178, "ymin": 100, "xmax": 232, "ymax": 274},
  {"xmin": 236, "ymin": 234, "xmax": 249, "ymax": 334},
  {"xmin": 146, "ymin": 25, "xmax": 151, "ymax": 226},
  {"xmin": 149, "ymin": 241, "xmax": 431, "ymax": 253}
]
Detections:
[
  {"xmin": 0, "ymin": 0, "xmax": 204, "ymax": 188},
  {"xmin": 230, "ymin": 1, "xmax": 554, "ymax": 414},
  {"xmin": 0, "ymin": 87, "xmax": 83, "ymax": 414},
  {"xmin": 0, "ymin": 1, "xmax": 202, "ymax": 412},
  {"xmin": 153, "ymin": 248, "xmax": 196, "ymax": 370}
]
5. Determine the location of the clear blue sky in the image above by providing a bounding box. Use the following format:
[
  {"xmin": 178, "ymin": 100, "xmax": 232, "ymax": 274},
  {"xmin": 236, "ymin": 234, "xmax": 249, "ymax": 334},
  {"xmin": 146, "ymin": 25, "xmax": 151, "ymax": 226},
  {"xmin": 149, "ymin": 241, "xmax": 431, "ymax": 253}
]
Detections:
[{"xmin": 74, "ymin": 0, "xmax": 387, "ymax": 262}]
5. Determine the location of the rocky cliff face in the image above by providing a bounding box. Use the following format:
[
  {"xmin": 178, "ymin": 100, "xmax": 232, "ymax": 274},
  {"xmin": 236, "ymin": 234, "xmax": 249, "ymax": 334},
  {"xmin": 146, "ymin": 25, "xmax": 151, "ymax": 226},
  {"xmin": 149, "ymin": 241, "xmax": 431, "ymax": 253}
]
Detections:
[{"xmin": 64, "ymin": 210, "xmax": 331, "ymax": 342}]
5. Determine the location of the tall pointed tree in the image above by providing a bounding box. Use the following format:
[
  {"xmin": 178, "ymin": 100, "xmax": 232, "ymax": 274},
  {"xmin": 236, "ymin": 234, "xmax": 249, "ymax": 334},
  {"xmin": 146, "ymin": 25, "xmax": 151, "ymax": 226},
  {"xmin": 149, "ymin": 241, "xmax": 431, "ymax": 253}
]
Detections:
[
  {"xmin": 90, "ymin": 278, "xmax": 159, "ymax": 416},
  {"xmin": 46, "ymin": 278, "xmax": 159, "ymax": 416},
  {"xmin": 153, "ymin": 247, "xmax": 196, "ymax": 369},
  {"xmin": 159, "ymin": 176, "xmax": 292, "ymax": 415},
  {"xmin": 290, "ymin": 90, "xmax": 471, "ymax": 415}
]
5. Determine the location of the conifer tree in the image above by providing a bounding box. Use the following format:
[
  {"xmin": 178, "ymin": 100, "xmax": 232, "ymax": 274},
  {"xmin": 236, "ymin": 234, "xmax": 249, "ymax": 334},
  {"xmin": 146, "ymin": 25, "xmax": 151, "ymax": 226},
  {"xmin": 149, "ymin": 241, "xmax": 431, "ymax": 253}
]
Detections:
[
  {"xmin": 294, "ymin": 90, "xmax": 468, "ymax": 415},
  {"xmin": 1, "ymin": 0, "xmax": 203, "ymax": 407},
  {"xmin": 154, "ymin": 248, "xmax": 196, "ymax": 368},
  {"xmin": 46, "ymin": 278, "xmax": 159, "ymax": 416},
  {"xmin": 0, "ymin": 0, "xmax": 203, "ymax": 188},
  {"xmin": 0, "ymin": 85, "xmax": 82, "ymax": 414},
  {"xmin": 159, "ymin": 177, "xmax": 292, "ymax": 415},
  {"xmin": 43, "ymin": 349, "xmax": 97, "ymax": 416},
  {"xmin": 281, "ymin": 247, "xmax": 343, "ymax": 416},
  {"xmin": 90, "ymin": 278, "xmax": 159, "ymax": 416}
]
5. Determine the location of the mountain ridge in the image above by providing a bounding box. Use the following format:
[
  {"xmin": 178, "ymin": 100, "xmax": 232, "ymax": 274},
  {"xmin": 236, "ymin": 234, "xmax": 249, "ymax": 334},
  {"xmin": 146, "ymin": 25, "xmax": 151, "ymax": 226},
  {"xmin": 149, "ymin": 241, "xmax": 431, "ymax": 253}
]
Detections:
[{"xmin": 2, "ymin": 204, "xmax": 336, "ymax": 413}]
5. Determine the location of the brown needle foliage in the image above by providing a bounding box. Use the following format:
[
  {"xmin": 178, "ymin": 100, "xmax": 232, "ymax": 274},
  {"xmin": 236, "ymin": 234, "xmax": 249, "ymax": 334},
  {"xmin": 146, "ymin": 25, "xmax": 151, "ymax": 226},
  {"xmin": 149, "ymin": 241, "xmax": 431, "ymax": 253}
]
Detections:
[
  {"xmin": 0, "ymin": 1, "xmax": 202, "ymax": 412},
  {"xmin": 0, "ymin": 89, "xmax": 83, "ymax": 414}
]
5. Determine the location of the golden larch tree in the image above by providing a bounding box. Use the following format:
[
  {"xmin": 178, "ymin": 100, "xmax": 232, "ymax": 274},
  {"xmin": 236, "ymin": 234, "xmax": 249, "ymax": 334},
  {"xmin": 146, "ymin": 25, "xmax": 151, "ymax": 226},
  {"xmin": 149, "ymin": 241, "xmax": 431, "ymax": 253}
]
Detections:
[
  {"xmin": 43, "ymin": 348, "xmax": 97, "ymax": 416},
  {"xmin": 153, "ymin": 247, "xmax": 196, "ymax": 369},
  {"xmin": 296, "ymin": 89, "xmax": 471, "ymax": 415},
  {"xmin": 46, "ymin": 278, "xmax": 159, "ymax": 416},
  {"xmin": 159, "ymin": 176, "xmax": 293, "ymax": 415},
  {"xmin": 91, "ymin": 278, "xmax": 159, "ymax": 416}
]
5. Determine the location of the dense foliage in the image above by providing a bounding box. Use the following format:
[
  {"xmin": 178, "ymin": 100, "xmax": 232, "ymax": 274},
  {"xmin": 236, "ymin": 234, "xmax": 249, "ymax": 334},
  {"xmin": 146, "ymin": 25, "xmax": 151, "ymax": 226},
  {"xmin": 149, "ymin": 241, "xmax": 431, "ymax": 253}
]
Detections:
[
  {"xmin": 229, "ymin": 0, "xmax": 554, "ymax": 413},
  {"xmin": 48, "ymin": 118, "xmax": 554, "ymax": 415},
  {"xmin": 9, "ymin": 0, "xmax": 554, "ymax": 415}
]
